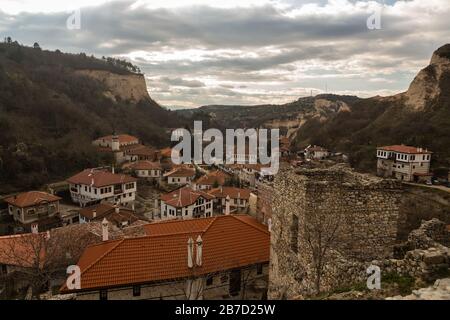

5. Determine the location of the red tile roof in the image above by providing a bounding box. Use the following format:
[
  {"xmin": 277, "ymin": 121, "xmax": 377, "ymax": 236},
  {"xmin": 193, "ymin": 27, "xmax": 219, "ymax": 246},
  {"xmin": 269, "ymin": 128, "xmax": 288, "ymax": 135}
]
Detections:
[
  {"xmin": 121, "ymin": 144, "xmax": 156, "ymax": 156},
  {"xmin": 61, "ymin": 215, "xmax": 269, "ymax": 292},
  {"xmin": 96, "ymin": 134, "xmax": 139, "ymax": 144},
  {"xmin": 123, "ymin": 160, "xmax": 162, "ymax": 171},
  {"xmin": 209, "ymin": 187, "xmax": 251, "ymax": 200},
  {"xmin": 378, "ymin": 145, "xmax": 432, "ymax": 154},
  {"xmin": 195, "ymin": 170, "xmax": 231, "ymax": 186},
  {"xmin": 160, "ymin": 187, "xmax": 214, "ymax": 208},
  {"xmin": 79, "ymin": 203, "xmax": 139, "ymax": 225},
  {"xmin": 67, "ymin": 169, "xmax": 136, "ymax": 187},
  {"xmin": 164, "ymin": 167, "xmax": 196, "ymax": 178},
  {"xmin": 4, "ymin": 191, "xmax": 61, "ymax": 208}
]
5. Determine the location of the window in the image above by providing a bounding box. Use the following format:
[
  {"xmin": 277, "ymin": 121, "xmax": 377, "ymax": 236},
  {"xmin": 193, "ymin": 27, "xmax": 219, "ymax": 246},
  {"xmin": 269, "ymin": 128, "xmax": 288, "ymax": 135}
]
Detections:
[
  {"xmin": 290, "ymin": 215, "xmax": 299, "ymax": 253},
  {"xmin": 206, "ymin": 277, "xmax": 213, "ymax": 286},
  {"xmin": 133, "ymin": 285, "xmax": 141, "ymax": 297},
  {"xmin": 99, "ymin": 290, "xmax": 108, "ymax": 300},
  {"xmin": 257, "ymin": 264, "xmax": 263, "ymax": 275}
]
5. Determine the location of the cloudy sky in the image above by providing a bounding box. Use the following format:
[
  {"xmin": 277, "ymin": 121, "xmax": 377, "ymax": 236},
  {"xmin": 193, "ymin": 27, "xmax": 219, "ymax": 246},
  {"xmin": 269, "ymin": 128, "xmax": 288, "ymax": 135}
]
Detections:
[{"xmin": 1, "ymin": 0, "xmax": 449, "ymax": 108}]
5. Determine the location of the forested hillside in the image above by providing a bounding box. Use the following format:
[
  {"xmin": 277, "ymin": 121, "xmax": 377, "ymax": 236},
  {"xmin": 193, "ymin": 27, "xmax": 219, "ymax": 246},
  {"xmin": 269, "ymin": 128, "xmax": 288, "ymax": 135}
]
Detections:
[{"xmin": 0, "ymin": 40, "xmax": 186, "ymax": 193}]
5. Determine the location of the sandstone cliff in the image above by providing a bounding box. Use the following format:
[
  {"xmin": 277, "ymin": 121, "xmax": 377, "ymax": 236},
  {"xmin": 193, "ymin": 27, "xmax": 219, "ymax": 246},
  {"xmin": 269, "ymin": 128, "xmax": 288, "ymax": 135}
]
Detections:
[
  {"xmin": 404, "ymin": 44, "xmax": 450, "ymax": 111},
  {"xmin": 75, "ymin": 69, "xmax": 151, "ymax": 103}
]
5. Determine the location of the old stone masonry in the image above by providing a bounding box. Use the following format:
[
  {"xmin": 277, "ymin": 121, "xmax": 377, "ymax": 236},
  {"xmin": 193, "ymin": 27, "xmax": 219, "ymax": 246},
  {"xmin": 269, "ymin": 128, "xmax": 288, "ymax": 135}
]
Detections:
[{"xmin": 268, "ymin": 165, "xmax": 450, "ymax": 299}]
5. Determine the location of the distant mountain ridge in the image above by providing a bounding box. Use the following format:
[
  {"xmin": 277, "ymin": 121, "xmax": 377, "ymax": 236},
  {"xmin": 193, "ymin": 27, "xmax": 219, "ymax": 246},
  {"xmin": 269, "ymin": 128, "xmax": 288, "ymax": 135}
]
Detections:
[{"xmin": 182, "ymin": 44, "xmax": 450, "ymax": 173}]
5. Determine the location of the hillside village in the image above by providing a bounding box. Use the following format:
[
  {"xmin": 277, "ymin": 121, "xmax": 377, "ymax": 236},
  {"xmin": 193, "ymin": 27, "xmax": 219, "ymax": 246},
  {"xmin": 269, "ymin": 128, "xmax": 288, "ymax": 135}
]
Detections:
[
  {"xmin": 1, "ymin": 42, "xmax": 450, "ymax": 301},
  {"xmin": 1, "ymin": 127, "xmax": 449, "ymax": 300}
]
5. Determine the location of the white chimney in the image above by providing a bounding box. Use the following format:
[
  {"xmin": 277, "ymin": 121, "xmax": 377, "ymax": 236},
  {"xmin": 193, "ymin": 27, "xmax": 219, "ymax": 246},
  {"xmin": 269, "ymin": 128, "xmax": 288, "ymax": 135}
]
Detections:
[
  {"xmin": 112, "ymin": 166, "xmax": 115, "ymax": 174},
  {"xmin": 225, "ymin": 195, "xmax": 231, "ymax": 215},
  {"xmin": 114, "ymin": 205, "xmax": 120, "ymax": 214},
  {"xmin": 196, "ymin": 235, "xmax": 203, "ymax": 267},
  {"xmin": 187, "ymin": 237, "xmax": 194, "ymax": 268},
  {"xmin": 92, "ymin": 210, "xmax": 97, "ymax": 218},
  {"xmin": 102, "ymin": 218, "xmax": 109, "ymax": 241},
  {"xmin": 46, "ymin": 230, "xmax": 51, "ymax": 239},
  {"xmin": 31, "ymin": 223, "xmax": 38, "ymax": 234},
  {"xmin": 111, "ymin": 134, "xmax": 120, "ymax": 151},
  {"xmin": 267, "ymin": 218, "xmax": 272, "ymax": 232}
]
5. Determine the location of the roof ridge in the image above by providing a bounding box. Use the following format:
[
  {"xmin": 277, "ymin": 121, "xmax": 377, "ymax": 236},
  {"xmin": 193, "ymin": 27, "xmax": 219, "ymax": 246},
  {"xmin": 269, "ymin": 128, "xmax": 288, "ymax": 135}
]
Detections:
[{"xmin": 203, "ymin": 216, "xmax": 218, "ymax": 233}]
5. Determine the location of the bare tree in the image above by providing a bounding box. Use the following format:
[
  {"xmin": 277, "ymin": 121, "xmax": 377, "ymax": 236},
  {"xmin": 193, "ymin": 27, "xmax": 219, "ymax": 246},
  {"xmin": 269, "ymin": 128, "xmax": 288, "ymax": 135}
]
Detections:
[
  {"xmin": 303, "ymin": 210, "xmax": 342, "ymax": 295},
  {"xmin": 0, "ymin": 226, "xmax": 99, "ymax": 299}
]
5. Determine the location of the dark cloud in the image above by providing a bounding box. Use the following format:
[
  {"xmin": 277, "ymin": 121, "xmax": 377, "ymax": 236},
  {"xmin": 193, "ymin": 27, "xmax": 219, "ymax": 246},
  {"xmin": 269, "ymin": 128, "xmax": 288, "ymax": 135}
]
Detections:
[{"xmin": 1, "ymin": 0, "xmax": 449, "ymax": 107}]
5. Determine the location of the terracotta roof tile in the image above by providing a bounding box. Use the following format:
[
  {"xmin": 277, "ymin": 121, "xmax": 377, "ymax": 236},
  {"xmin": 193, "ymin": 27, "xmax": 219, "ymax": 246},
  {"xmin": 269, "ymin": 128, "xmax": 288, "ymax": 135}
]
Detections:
[
  {"xmin": 164, "ymin": 167, "xmax": 196, "ymax": 178},
  {"xmin": 79, "ymin": 203, "xmax": 139, "ymax": 225},
  {"xmin": 62, "ymin": 215, "xmax": 269, "ymax": 292},
  {"xmin": 67, "ymin": 169, "xmax": 136, "ymax": 187},
  {"xmin": 209, "ymin": 187, "xmax": 251, "ymax": 200},
  {"xmin": 4, "ymin": 191, "xmax": 61, "ymax": 208},
  {"xmin": 96, "ymin": 134, "xmax": 139, "ymax": 144},
  {"xmin": 378, "ymin": 145, "xmax": 432, "ymax": 154},
  {"xmin": 195, "ymin": 171, "xmax": 231, "ymax": 186},
  {"xmin": 160, "ymin": 187, "xmax": 214, "ymax": 208},
  {"xmin": 123, "ymin": 160, "xmax": 162, "ymax": 171}
]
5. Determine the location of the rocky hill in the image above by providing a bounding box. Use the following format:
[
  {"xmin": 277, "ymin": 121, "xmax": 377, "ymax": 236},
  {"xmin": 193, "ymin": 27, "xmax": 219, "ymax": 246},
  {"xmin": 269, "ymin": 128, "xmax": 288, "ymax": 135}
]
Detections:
[
  {"xmin": 74, "ymin": 69, "xmax": 152, "ymax": 103},
  {"xmin": 182, "ymin": 44, "xmax": 450, "ymax": 174},
  {"xmin": 0, "ymin": 41, "xmax": 187, "ymax": 193},
  {"xmin": 295, "ymin": 44, "xmax": 450, "ymax": 172}
]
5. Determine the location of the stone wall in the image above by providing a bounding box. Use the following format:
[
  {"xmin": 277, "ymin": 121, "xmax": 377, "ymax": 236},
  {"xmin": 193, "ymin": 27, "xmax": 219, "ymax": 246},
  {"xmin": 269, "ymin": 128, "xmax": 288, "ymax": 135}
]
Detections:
[
  {"xmin": 269, "ymin": 165, "xmax": 403, "ymax": 298},
  {"xmin": 255, "ymin": 181, "xmax": 273, "ymax": 224}
]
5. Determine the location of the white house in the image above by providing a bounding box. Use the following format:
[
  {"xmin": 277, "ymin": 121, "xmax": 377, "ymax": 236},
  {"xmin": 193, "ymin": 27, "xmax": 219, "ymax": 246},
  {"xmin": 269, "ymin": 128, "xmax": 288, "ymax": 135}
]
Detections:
[
  {"xmin": 209, "ymin": 187, "xmax": 251, "ymax": 214},
  {"xmin": 92, "ymin": 134, "xmax": 139, "ymax": 149},
  {"xmin": 160, "ymin": 187, "xmax": 214, "ymax": 220},
  {"xmin": 67, "ymin": 168, "xmax": 137, "ymax": 208},
  {"xmin": 4, "ymin": 191, "xmax": 62, "ymax": 232},
  {"xmin": 164, "ymin": 167, "xmax": 196, "ymax": 185},
  {"xmin": 123, "ymin": 160, "xmax": 162, "ymax": 180},
  {"xmin": 376, "ymin": 145, "xmax": 432, "ymax": 182},
  {"xmin": 192, "ymin": 170, "xmax": 231, "ymax": 190}
]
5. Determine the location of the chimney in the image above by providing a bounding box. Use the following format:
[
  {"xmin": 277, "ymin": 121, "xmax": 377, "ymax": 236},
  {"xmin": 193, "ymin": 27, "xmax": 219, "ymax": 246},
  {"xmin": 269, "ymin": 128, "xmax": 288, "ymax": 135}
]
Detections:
[
  {"xmin": 92, "ymin": 210, "xmax": 97, "ymax": 218},
  {"xmin": 196, "ymin": 235, "xmax": 203, "ymax": 267},
  {"xmin": 111, "ymin": 134, "xmax": 120, "ymax": 151},
  {"xmin": 225, "ymin": 195, "xmax": 231, "ymax": 215},
  {"xmin": 115, "ymin": 205, "xmax": 120, "ymax": 214},
  {"xmin": 31, "ymin": 223, "xmax": 38, "ymax": 234},
  {"xmin": 112, "ymin": 166, "xmax": 115, "ymax": 174},
  {"xmin": 187, "ymin": 237, "xmax": 194, "ymax": 268},
  {"xmin": 45, "ymin": 230, "xmax": 51, "ymax": 239},
  {"xmin": 102, "ymin": 218, "xmax": 109, "ymax": 241}
]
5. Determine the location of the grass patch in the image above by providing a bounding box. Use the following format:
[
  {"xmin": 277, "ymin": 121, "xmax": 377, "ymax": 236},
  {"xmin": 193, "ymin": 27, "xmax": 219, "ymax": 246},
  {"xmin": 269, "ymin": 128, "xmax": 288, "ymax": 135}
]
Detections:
[{"xmin": 382, "ymin": 272, "xmax": 415, "ymax": 295}]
